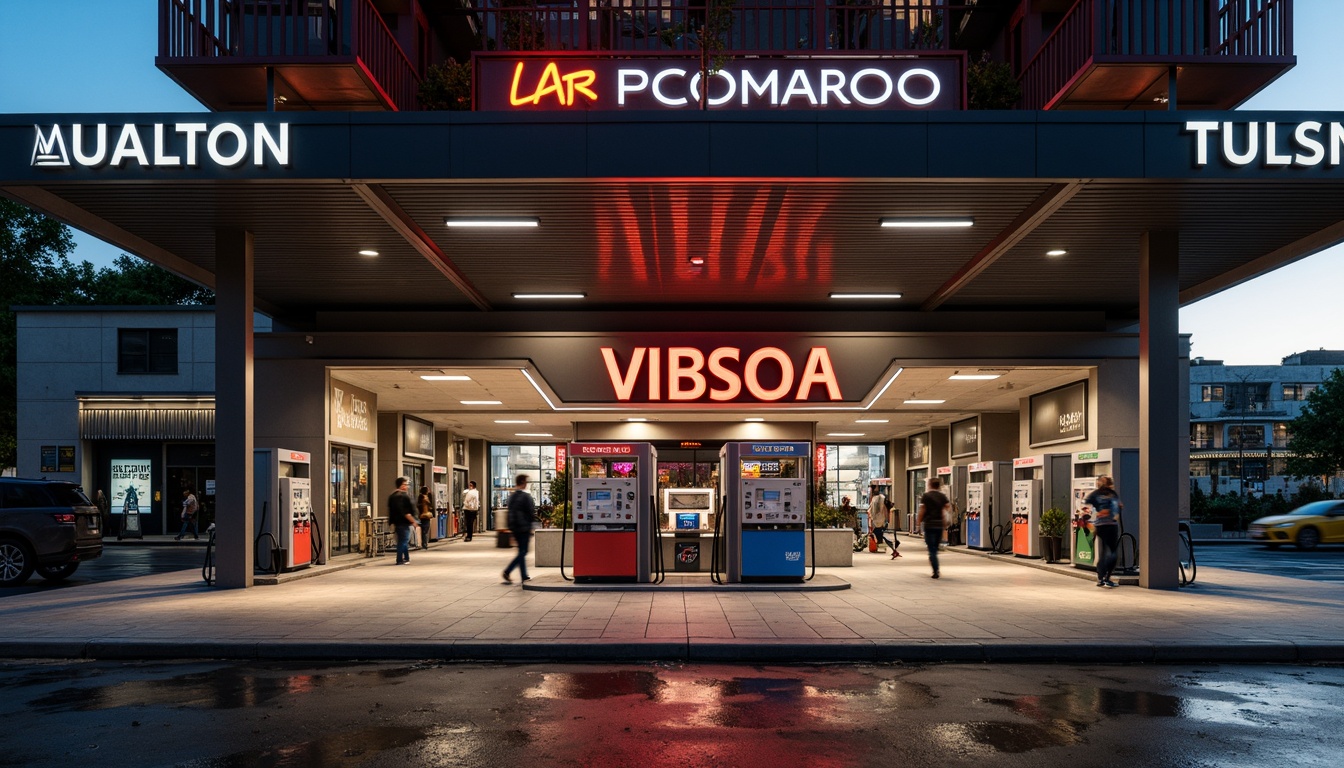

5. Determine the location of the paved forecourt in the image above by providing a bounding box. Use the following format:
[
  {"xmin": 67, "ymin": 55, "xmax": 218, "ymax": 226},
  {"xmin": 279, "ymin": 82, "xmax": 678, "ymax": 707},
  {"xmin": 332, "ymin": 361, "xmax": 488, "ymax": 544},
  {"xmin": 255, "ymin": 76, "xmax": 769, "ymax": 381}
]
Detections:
[{"xmin": 1, "ymin": 537, "xmax": 1340, "ymax": 664}]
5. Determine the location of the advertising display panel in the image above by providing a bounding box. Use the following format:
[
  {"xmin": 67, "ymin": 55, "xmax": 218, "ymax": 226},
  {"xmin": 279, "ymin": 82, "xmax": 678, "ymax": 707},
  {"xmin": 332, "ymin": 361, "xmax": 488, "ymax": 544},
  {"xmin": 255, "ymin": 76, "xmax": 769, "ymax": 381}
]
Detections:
[
  {"xmin": 1030, "ymin": 381, "xmax": 1088, "ymax": 448},
  {"xmin": 110, "ymin": 459, "xmax": 152, "ymax": 514},
  {"xmin": 950, "ymin": 418, "xmax": 979, "ymax": 459}
]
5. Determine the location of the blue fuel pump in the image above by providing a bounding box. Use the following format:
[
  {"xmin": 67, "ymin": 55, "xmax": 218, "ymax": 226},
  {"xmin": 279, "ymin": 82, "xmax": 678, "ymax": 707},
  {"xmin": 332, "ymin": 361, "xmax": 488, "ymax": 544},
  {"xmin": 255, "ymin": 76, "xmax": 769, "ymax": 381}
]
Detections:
[{"xmin": 720, "ymin": 442, "xmax": 810, "ymax": 583}]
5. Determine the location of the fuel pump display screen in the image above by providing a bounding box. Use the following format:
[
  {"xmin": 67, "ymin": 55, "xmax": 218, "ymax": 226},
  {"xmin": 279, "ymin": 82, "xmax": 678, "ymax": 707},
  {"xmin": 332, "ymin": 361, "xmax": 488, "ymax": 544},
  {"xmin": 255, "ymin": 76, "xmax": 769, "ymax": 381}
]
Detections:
[
  {"xmin": 761, "ymin": 491, "xmax": 780, "ymax": 501},
  {"xmin": 587, "ymin": 490, "xmax": 612, "ymax": 502},
  {"xmin": 741, "ymin": 479, "xmax": 802, "ymax": 526}
]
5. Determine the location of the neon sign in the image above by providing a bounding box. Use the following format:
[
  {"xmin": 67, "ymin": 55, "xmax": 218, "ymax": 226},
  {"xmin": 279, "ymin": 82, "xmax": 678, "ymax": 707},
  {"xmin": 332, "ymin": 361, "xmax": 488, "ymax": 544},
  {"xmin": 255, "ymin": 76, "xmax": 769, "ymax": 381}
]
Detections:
[
  {"xmin": 600, "ymin": 346, "xmax": 843, "ymax": 403},
  {"xmin": 478, "ymin": 56, "xmax": 960, "ymax": 112}
]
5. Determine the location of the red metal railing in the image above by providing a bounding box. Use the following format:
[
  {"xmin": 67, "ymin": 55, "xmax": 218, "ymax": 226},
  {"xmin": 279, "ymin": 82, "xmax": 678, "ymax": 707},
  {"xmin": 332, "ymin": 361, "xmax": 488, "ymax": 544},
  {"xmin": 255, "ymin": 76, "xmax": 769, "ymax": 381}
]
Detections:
[
  {"xmin": 1018, "ymin": 0, "xmax": 1293, "ymax": 109},
  {"xmin": 468, "ymin": 0, "xmax": 972, "ymax": 54},
  {"xmin": 160, "ymin": 0, "xmax": 421, "ymax": 110}
]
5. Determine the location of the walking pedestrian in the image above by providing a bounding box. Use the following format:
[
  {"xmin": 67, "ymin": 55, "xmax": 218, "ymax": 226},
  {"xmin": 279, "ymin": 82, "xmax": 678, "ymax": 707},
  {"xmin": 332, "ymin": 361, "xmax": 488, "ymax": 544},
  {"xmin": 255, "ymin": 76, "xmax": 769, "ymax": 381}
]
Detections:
[
  {"xmin": 462, "ymin": 480, "xmax": 480, "ymax": 541},
  {"xmin": 417, "ymin": 486, "xmax": 433, "ymax": 550},
  {"xmin": 1085, "ymin": 475, "xmax": 1124, "ymax": 588},
  {"xmin": 917, "ymin": 478, "xmax": 951, "ymax": 578},
  {"xmin": 94, "ymin": 489, "xmax": 109, "ymax": 537},
  {"xmin": 387, "ymin": 477, "xmax": 417, "ymax": 565},
  {"xmin": 867, "ymin": 484, "xmax": 899, "ymax": 557},
  {"xmin": 175, "ymin": 488, "xmax": 199, "ymax": 540},
  {"xmin": 501, "ymin": 474, "xmax": 534, "ymax": 584}
]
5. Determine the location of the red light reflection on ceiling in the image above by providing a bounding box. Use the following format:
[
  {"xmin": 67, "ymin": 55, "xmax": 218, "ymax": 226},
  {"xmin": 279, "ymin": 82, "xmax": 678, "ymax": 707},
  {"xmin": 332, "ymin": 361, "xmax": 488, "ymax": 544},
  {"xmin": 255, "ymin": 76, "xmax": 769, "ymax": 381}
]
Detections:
[{"xmin": 595, "ymin": 185, "xmax": 836, "ymax": 297}]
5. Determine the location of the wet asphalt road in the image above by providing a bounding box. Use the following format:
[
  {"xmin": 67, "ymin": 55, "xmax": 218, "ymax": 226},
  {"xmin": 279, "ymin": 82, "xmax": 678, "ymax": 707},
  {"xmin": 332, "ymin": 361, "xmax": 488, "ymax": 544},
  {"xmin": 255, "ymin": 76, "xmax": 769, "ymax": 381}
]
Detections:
[
  {"xmin": 0, "ymin": 661, "xmax": 1340, "ymax": 768},
  {"xmin": 1195, "ymin": 543, "xmax": 1344, "ymax": 582},
  {"xmin": 0, "ymin": 545, "xmax": 205, "ymax": 597}
]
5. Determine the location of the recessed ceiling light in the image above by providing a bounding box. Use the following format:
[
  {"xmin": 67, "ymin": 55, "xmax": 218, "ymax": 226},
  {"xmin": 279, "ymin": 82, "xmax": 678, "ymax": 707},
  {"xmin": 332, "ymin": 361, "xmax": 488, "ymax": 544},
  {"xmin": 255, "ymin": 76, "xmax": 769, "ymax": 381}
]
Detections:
[
  {"xmin": 460, "ymin": 400, "xmax": 502, "ymax": 405},
  {"xmin": 948, "ymin": 374, "xmax": 1001, "ymax": 381},
  {"xmin": 744, "ymin": 417, "xmax": 765, "ymax": 422},
  {"xmin": 903, "ymin": 399, "xmax": 946, "ymax": 404},
  {"xmin": 1047, "ymin": 249, "xmax": 1068, "ymax": 257},
  {"xmin": 827, "ymin": 432, "xmax": 866, "ymax": 437},
  {"xmin": 445, "ymin": 217, "xmax": 539, "ymax": 228},
  {"xmin": 512, "ymin": 292, "xmax": 586, "ymax": 300},
  {"xmin": 830, "ymin": 292, "xmax": 903, "ymax": 300},
  {"xmin": 495, "ymin": 420, "xmax": 530, "ymax": 424},
  {"xmin": 420, "ymin": 375, "xmax": 472, "ymax": 381},
  {"xmin": 515, "ymin": 432, "xmax": 553, "ymax": 437},
  {"xmin": 689, "ymin": 256, "xmax": 706, "ymax": 266},
  {"xmin": 358, "ymin": 249, "xmax": 379, "ymax": 257},
  {"xmin": 880, "ymin": 217, "xmax": 974, "ymax": 229},
  {"xmin": 855, "ymin": 419, "xmax": 889, "ymax": 424},
  {"xmin": 626, "ymin": 417, "xmax": 648, "ymax": 422}
]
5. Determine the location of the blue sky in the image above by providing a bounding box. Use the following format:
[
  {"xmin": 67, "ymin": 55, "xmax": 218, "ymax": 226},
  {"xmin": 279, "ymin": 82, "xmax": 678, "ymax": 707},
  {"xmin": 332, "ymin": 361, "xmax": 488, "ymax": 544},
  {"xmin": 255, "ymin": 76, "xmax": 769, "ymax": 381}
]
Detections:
[{"xmin": 1, "ymin": 1, "xmax": 1341, "ymax": 364}]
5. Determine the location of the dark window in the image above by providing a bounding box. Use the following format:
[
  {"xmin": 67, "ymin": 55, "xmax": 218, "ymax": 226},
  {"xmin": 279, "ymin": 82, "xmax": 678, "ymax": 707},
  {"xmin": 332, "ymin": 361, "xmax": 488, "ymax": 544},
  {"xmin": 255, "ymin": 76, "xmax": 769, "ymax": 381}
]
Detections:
[
  {"xmin": 118, "ymin": 329, "xmax": 178, "ymax": 374},
  {"xmin": 45, "ymin": 485, "xmax": 92, "ymax": 506},
  {"xmin": 1201, "ymin": 385, "xmax": 1223, "ymax": 402},
  {"xmin": 0, "ymin": 483, "xmax": 55, "ymax": 508},
  {"xmin": 1228, "ymin": 425, "xmax": 1266, "ymax": 449}
]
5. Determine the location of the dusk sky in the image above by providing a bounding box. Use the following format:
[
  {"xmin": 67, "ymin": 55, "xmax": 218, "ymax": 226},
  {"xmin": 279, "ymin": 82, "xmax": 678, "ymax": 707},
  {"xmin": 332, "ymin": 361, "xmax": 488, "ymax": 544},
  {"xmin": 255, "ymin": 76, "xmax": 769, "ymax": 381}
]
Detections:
[{"xmin": 1, "ymin": 1, "xmax": 1340, "ymax": 365}]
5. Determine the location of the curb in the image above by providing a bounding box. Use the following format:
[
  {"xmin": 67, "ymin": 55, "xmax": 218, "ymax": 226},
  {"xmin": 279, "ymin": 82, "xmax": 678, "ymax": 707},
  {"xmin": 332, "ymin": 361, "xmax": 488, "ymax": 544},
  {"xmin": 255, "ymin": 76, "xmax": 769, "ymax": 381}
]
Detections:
[{"xmin": 4, "ymin": 638, "xmax": 1343, "ymax": 665}]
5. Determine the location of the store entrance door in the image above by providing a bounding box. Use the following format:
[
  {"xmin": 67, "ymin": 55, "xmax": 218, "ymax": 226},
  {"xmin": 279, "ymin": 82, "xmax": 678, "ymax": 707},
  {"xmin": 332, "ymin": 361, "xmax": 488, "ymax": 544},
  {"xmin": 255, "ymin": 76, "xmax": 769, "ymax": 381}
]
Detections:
[
  {"xmin": 167, "ymin": 444, "xmax": 215, "ymax": 537},
  {"xmin": 403, "ymin": 463, "xmax": 425, "ymax": 497}
]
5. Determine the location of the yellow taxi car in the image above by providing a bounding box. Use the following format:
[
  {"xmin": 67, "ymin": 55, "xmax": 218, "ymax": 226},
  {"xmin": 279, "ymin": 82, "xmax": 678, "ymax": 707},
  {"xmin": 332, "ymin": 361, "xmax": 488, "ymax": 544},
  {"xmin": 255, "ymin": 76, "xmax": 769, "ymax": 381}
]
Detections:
[{"xmin": 1249, "ymin": 500, "xmax": 1344, "ymax": 550}]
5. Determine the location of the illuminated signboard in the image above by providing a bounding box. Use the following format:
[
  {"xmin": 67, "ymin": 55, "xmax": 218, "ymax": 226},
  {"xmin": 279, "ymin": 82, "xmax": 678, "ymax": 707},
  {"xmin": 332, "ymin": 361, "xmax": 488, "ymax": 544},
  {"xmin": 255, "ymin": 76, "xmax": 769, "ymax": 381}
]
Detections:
[
  {"xmin": 600, "ymin": 345, "xmax": 842, "ymax": 404},
  {"xmin": 477, "ymin": 56, "xmax": 960, "ymax": 112}
]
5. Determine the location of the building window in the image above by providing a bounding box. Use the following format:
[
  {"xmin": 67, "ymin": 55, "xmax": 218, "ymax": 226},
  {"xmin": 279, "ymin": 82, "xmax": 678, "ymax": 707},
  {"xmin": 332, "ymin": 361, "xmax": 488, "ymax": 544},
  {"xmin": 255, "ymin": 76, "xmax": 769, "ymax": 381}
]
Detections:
[
  {"xmin": 489, "ymin": 444, "xmax": 558, "ymax": 509},
  {"xmin": 1190, "ymin": 423, "xmax": 1216, "ymax": 450},
  {"xmin": 1201, "ymin": 385, "xmax": 1224, "ymax": 402},
  {"xmin": 821, "ymin": 444, "xmax": 889, "ymax": 508},
  {"xmin": 1273, "ymin": 423, "xmax": 1290, "ymax": 448},
  {"xmin": 117, "ymin": 329, "xmax": 178, "ymax": 374},
  {"xmin": 1227, "ymin": 425, "xmax": 1266, "ymax": 449}
]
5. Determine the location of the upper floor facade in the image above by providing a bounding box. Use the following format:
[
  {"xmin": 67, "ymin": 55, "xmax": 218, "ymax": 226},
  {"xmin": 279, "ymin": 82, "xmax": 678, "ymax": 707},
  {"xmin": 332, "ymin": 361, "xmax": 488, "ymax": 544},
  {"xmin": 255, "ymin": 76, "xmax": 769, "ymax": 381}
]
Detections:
[
  {"xmin": 157, "ymin": 0, "xmax": 1295, "ymax": 112},
  {"xmin": 1188, "ymin": 351, "xmax": 1342, "ymax": 451}
]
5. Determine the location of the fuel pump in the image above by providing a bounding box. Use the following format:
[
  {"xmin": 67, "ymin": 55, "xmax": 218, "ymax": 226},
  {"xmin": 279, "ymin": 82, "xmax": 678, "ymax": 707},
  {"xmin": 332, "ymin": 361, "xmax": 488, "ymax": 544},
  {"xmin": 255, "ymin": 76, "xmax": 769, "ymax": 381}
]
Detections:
[
  {"xmin": 1070, "ymin": 448, "xmax": 1139, "ymax": 571},
  {"xmin": 253, "ymin": 448, "xmax": 318, "ymax": 573},
  {"xmin": 965, "ymin": 461, "xmax": 1008, "ymax": 551},
  {"xmin": 568, "ymin": 443, "xmax": 658, "ymax": 583},
  {"xmin": 279, "ymin": 477, "xmax": 312, "ymax": 570},
  {"xmin": 721, "ymin": 442, "xmax": 809, "ymax": 583},
  {"xmin": 1010, "ymin": 453, "xmax": 1072, "ymax": 559}
]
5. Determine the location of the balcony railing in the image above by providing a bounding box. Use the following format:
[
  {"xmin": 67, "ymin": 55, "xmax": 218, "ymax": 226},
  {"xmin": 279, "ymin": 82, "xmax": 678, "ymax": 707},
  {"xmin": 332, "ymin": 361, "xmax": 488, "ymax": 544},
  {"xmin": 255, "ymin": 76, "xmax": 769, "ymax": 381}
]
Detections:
[
  {"xmin": 463, "ymin": 0, "xmax": 974, "ymax": 54},
  {"xmin": 160, "ymin": 0, "xmax": 421, "ymax": 110},
  {"xmin": 1018, "ymin": 0, "xmax": 1293, "ymax": 109}
]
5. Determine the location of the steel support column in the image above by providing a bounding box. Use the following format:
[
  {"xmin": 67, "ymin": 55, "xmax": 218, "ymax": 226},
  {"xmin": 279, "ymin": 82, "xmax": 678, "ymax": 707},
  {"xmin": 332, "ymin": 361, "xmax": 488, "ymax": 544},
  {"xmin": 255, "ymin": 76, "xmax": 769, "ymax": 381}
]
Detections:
[
  {"xmin": 215, "ymin": 229, "xmax": 255, "ymax": 588},
  {"xmin": 1139, "ymin": 231, "xmax": 1180, "ymax": 589}
]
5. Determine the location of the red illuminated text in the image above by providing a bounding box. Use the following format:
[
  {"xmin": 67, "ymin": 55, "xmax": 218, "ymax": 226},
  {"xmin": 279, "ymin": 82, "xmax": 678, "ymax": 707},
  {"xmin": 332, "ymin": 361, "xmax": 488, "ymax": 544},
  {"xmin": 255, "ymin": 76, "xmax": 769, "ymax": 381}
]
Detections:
[{"xmin": 600, "ymin": 346, "xmax": 842, "ymax": 403}]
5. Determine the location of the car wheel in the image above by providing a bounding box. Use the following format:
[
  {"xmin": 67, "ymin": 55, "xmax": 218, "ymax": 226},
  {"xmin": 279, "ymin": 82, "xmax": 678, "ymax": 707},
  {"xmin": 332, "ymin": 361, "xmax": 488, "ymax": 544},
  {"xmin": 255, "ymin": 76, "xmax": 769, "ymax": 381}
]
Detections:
[
  {"xmin": 0, "ymin": 540, "xmax": 36, "ymax": 587},
  {"xmin": 1297, "ymin": 527, "xmax": 1321, "ymax": 551},
  {"xmin": 35, "ymin": 562, "xmax": 80, "ymax": 582}
]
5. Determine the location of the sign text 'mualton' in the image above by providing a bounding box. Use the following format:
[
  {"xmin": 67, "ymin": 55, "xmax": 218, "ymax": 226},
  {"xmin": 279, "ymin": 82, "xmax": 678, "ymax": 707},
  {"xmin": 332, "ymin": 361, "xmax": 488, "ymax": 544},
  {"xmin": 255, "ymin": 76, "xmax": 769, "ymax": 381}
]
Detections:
[{"xmin": 32, "ymin": 122, "xmax": 290, "ymax": 169}]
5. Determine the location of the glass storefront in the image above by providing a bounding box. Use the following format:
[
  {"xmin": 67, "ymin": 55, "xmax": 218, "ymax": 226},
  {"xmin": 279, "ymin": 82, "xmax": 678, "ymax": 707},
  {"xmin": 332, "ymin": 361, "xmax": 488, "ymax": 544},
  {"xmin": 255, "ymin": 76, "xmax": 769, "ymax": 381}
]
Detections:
[
  {"xmin": 820, "ymin": 444, "xmax": 888, "ymax": 509},
  {"xmin": 329, "ymin": 445, "xmax": 372, "ymax": 555},
  {"xmin": 489, "ymin": 444, "xmax": 560, "ymax": 511},
  {"xmin": 656, "ymin": 449, "xmax": 719, "ymax": 530}
]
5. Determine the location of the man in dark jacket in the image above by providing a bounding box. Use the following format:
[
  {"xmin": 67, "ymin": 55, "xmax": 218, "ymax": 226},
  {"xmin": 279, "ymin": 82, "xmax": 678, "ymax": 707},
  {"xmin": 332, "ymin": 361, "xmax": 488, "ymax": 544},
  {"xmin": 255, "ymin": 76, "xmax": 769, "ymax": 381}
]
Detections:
[
  {"xmin": 917, "ymin": 478, "xmax": 951, "ymax": 579},
  {"xmin": 387, "ymin": 476, "xmax": 417, "ymax": 565},
  {"xmin": 502, "ymin": 474, "xmax": 535, "ymax": 584}
]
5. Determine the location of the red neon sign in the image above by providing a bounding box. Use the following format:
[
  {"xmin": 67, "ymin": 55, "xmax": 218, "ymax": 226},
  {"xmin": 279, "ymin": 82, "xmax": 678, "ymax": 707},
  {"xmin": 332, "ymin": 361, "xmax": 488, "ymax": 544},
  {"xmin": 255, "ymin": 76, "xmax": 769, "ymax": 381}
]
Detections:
[{"xmin": 600, "ymin": 346, "xmax": 842, "ymax": 403}]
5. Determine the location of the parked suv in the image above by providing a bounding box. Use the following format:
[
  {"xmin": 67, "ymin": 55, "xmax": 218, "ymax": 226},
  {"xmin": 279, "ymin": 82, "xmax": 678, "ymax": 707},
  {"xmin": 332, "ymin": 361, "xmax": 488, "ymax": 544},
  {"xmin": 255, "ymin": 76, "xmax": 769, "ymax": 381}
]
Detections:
[{"xmin": 0, "ymin": 478, "xmax": 104, "ymax": 587}]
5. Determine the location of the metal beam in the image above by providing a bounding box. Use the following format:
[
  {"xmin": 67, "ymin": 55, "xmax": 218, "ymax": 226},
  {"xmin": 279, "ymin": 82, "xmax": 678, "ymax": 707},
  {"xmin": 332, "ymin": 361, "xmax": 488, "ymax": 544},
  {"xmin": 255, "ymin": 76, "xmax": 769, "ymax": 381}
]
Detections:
[
  {"xmin": 921, "ymin": 181, "xmax": 1086, "ymax": 311},
  {"xmin": 1180, "ymin": 218, "xmax": 1344, "ymax": 305},
  {"xmin": 349, "ymin": 183, "xmax": 492, "ymax": 311}
]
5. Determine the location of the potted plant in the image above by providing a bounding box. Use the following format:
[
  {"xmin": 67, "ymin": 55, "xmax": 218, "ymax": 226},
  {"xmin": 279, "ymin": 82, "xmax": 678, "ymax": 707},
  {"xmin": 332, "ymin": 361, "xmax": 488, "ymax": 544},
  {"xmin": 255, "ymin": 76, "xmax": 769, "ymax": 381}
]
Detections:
[{"xmin": 1039, "ymin": 506, "xmax": 1069, "ymax": 563}]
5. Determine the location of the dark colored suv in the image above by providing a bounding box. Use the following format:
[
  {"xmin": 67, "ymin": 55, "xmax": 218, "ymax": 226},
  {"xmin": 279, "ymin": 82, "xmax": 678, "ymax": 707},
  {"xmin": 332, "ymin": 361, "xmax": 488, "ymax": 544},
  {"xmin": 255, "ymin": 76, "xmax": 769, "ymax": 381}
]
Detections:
[{"xmin": 0, "ymin": 478, "xmax": 104, "ymax": 587}]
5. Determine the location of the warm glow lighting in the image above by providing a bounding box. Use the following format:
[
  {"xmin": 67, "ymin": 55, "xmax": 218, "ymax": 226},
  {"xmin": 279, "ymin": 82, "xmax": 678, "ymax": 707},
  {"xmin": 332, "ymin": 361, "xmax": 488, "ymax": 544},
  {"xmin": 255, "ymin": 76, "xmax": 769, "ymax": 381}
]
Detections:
[
  {"xmin": 495, "ymin": 420, "xmax": 529, "ymax": 424},
  {"xmin": 904, "ymin": 399, "xmax": 946, "ymax": 404},
  {"xmin": 881, "ymin": 217, "xmax": 974, "ymax": 228},
  {"xmin": 626, "ymin": 417, "xmax": 648, "ymax": 422},
  {"xmin": 829, "ymin": 293, "xmax": 903, "ymax": 300},
  {"xmin": 358, "ymin": 249, "xmax": 379, "ymax": 257},
  {"xmin": 420, "ymin": 375, "xmax": 472, "ymax": 381},
  {"xmin": 1047, "ymin": 249, "xmax": 1068, "ymax": 257},
  {"xmin": 445, "ymin": 217, "xmax": 540, "ymax": 228},
  {"xmin": 513, "ymin": 292, "xmax": 586, "ymax": 300},
  {"xmin": 855, "ymin": 419, "xmax": 889, "ymax": 423},
  {"xmin": 515, "ymin": 432, "xmax": 553, "ymax": 437},
  {"xmin": 828, "ymin": 432, "xmax": 866, "ymax": 437},
  {"xmin": 744, "ymin": 417, "xmax": 765, "ymax": 422},
  {"xmin": 460, "ymin": 400, "xmax": 503, "ymax": 405},
  {"xmin": 949, "ymin": 374, "xmax": 1001, "ymax": 381}
]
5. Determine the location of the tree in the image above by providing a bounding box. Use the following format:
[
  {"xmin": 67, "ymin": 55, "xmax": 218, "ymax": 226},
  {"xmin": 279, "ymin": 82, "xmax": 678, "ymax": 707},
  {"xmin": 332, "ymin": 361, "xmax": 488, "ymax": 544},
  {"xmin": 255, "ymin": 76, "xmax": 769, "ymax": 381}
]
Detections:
[
  {"xmin": 1285, "ymin": 368, "xmax": 1344, "ymax": 482},
  {"xmin": 1, "ymin": 200, "xmax": 213, "ymax": 468}
]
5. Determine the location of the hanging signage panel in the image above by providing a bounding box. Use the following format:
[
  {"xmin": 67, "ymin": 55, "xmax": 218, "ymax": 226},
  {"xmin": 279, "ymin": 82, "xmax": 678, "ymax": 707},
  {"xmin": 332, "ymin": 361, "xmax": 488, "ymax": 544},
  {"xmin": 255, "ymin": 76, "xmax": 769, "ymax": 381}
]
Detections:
[
  {"xmin": 950, "ymin": 417, "xmax": 979, "ymax": 458},
  {"xmin": 477, "ymin": 55, "xmax": 961, "ymax": 112},
  {"xmin": 330, "ymin": 379, "xmax": 377, "ymax": 444},
  {"xmin": 1030, "ymin": 380, "xmax": 1088, "ymax": 448},
  {"xmin": 403, "ymin": 416, "xmax": 435, "ymax": 460},
  {"xmin": 907, "ymin": 433, "xmax": 930, "ymax": 466}
]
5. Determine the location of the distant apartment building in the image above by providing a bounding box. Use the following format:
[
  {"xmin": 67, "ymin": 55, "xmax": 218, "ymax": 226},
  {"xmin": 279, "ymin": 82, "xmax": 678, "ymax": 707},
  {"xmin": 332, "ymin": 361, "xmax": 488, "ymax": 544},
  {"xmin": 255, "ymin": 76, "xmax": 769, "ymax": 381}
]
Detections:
[{"xmin": 1190, "ymin": 350, "xmax": 1344, "ymax": 497}]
